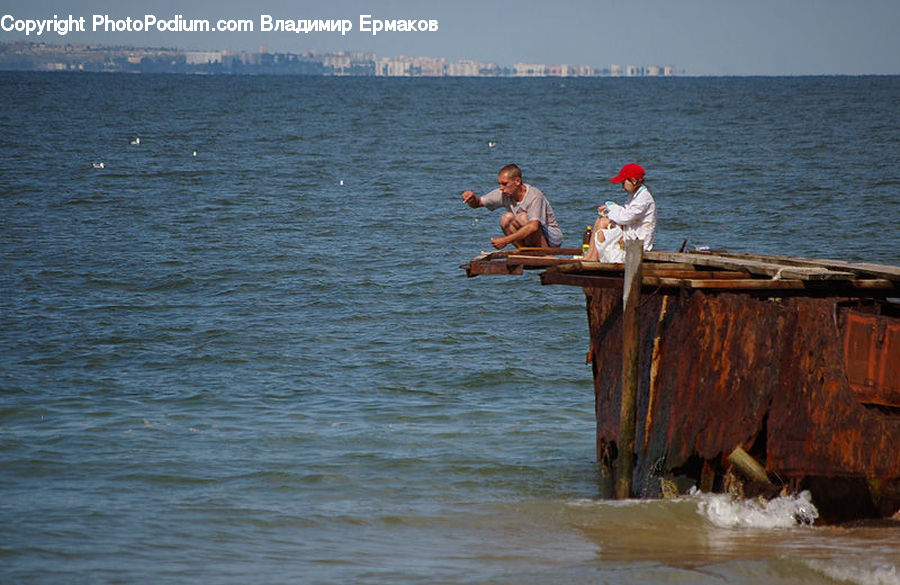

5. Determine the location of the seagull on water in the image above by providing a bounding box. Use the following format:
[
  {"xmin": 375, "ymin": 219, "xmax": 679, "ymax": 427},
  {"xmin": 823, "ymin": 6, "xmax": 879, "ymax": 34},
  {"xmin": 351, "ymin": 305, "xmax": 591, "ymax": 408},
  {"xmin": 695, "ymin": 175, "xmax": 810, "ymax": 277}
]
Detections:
[
  {"xmin": 488, "ymin": 140, "xmax": 497, "ymax": 148},
  {"xmin": 130, "ymin": 137, "xmax": 141, "ymax": 145},
  {"xmin": 92, "ymin": 162, "xmax": 106, "ymax": 169}
]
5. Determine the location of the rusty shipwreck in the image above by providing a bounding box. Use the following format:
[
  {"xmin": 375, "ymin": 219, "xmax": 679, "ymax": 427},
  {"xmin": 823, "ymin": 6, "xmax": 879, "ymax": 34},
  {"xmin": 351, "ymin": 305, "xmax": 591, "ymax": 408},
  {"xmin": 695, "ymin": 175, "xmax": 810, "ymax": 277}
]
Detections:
[{"xmin": 463, "ymin": 246, "xmax": 900, "ymax": 524}]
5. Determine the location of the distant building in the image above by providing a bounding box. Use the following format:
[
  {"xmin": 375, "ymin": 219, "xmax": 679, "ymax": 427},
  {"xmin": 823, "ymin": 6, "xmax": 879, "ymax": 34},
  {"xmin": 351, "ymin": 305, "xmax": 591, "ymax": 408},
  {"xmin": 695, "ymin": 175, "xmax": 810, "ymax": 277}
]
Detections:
[
  {"xmin": 185, "ymin": 51, "xmax": 223, "ymax": 65},
  {"xmin": 373, "ymin": 55, "xmax": 445, "ymax": 76},
  {"xmin": 513, "ymin": 62, "xmax": 544, "ymax": 77},
  {"xmin": 410, "ymin": 56, "xmax": 446, "ymax": 77},
  {"xmin": 567, "ymin": 65, "xmax": 595, "ymax": 77},
  {"xmin": 446, "ymin": 60, "xmax": 498, "ymax": 77}
]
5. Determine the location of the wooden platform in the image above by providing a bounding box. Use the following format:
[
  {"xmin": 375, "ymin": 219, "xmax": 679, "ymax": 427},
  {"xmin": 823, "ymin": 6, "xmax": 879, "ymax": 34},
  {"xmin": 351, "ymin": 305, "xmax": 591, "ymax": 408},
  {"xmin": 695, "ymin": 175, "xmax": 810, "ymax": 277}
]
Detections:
[{"xmin": 463, "ymin": 248, "xmax": 900, "ymax": 296}]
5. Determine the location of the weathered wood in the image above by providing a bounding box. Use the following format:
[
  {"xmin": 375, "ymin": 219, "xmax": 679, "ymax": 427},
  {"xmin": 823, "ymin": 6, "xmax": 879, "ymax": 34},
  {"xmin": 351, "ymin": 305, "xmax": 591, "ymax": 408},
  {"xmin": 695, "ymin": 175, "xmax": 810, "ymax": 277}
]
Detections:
[
  {"xmin": 644, "ymin": 277, "xmax": 807, "ymax": 290},
  {"xmin": 847, "ymin": 279, "xmax": 896, "ymax": 290},
  {"xmin": 562, "ymin": 261, "xmax": 624, "ymax": 271},
  {"xmin": 540, "ymin": 271, "xmax": 624, "ymax": 289},
  {"xmin": 727, "ymin": 445, "xmax": 773, "ymax": 485},
  {"xmin": 543, "ymin": 272, "xmax": 895, "ymax": 294},
  {"xmin": 645, "ymin": 251, "xmax": 857, "ymax": 280},
  {"xmin": 643, "ymin": 262, "xmax": 702, "ymax": 272},
  {"xmin": 468, "ymin": 250, "xmax": 900, "ymax": 286},
  {"xmin": 709, "ymin": 252, "xmax": 900, "ymax": 281},
  {"xmin": 642, "ymin": 269, "xmax": 750, "ymax": 279},
  {"xmin": 464, "ymin": 261, "xmax": 524, "ymax": 277},
  {"xmin": 509, "ymin": 246, "xmax": 583, "ymax": 256},
  {"xmin": 561, "ymin": 263, "xmax": 751, "ymax": 280},
  {"xmin": 617, "ymin": 240, "xmax": 643, "ymax": 500},
  {"xmin": 507, "ymin": 256, "xmax": 582, "ymax": 268}
]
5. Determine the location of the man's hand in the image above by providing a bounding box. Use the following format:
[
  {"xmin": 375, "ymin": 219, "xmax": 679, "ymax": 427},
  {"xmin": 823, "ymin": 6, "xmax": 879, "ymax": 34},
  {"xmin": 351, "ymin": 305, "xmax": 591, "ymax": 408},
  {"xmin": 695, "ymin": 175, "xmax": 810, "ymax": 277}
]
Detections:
[
  {"xmin": 462, "ymin": 190, "xmax": 480, "ymax": 208},
  {"xmin": 490, "ymin": 236, "xmax": 509, "ymax": 249}
]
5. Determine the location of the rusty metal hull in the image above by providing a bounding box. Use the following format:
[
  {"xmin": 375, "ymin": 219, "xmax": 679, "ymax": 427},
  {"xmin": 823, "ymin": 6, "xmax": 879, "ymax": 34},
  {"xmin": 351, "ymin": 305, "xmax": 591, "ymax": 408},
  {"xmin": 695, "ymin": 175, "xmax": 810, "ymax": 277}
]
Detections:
[{"xmin": 586, "ymin": 288, "xmax": 900, "ymax": 523}]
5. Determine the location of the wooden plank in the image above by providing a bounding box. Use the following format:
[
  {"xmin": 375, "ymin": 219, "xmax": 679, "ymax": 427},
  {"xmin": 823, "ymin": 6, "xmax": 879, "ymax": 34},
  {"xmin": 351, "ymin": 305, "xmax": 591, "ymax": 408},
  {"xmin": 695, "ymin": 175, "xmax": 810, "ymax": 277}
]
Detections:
[
  {"xmin": 646, "ymin": 262, "xmax": 700, "ymax": 271},
  {"xmin": 641, "ymin": 277, "xmax": 894, "ymax": 293},
  {"xmin": 507, "ymin": 256, "xmax": 583, "ymax": 268},
  {"xmin": 541, "ymin": 271, "xmax": 624, "ymax": 288},
  {"xmin": 645, "ymin": 251, "xmax": 856, "ymax": 281},
  {"xmin": 556, "ymin": 261, "xmax": 713, "ymax": 274},
  {"xmin": 618, "ymin": 240, "xmax": 643, "ymax": 500},
  {"xmin": 558, "ymin": 261, "xmax": 623, "ymax": 273},
  {"xmin": 506, "ymin": 246, "xmax": 583, "ymax": 257},
  {"xmin": 468, "ymin": 247, "xmax": 582, "ymax": 262},
  {"xmin": 464, "ymin": 261, "xmax": 524, "ymax": 277},
  {"xmin": 711, "ymin": 252, "xmax": 900, "ymax": 281},
  {"xmin": 644, "ymin": 277, "xmax": 807, "ymax": 290},
  {"xmin": 568, "ymin": 266, "xmax": 753, "ymax": 280},
  {"xmin": 643, "ymin": 269, "xmax": 750, "ymax": 280},
  {"xmin": 543, "ymin": 271, "xmax": 896, "ymax": 296},
  {"xmin": 846, "ymin": 279, "xmax": 896, "ymax": 290}
]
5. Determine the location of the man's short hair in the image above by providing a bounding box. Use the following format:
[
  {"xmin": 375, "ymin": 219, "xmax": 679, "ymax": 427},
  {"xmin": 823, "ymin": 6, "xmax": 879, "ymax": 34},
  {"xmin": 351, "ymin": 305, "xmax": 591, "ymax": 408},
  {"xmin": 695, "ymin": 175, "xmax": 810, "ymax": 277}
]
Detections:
[{"xmin": 499, "ymin": 164, "xmax": 522, "ymax": 180}]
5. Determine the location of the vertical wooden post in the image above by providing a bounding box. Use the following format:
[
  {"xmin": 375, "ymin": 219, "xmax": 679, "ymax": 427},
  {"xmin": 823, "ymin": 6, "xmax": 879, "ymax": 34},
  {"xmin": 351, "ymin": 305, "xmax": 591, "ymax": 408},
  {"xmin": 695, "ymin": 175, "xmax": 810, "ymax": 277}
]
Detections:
[{"xmin": 617, "ymin": 239, "xmax": 643, "ymax": 499}]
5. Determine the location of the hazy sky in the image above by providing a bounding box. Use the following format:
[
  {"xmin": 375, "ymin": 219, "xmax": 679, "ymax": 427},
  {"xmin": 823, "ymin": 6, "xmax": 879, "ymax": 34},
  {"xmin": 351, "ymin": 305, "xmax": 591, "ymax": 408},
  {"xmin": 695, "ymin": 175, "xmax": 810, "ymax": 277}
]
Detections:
[{"xmin": 2, "ymin": 0, "xmax": 898, "ymax": 75}]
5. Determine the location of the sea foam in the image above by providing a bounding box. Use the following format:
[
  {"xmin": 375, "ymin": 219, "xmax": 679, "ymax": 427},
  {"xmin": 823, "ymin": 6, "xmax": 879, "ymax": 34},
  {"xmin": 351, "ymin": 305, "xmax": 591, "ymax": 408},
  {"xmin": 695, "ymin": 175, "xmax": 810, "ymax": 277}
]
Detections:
[{"xmin": 692, "ymin": 488, "xmax": 819, "ymax": 528}]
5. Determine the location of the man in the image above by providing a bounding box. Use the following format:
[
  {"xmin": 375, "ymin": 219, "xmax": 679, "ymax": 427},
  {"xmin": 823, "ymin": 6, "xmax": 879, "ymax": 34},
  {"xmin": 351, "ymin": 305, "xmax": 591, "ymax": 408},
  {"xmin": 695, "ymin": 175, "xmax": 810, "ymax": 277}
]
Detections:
[{"xmin": 461, "ymin": 164, "xmax": 563, "ymax": 249}]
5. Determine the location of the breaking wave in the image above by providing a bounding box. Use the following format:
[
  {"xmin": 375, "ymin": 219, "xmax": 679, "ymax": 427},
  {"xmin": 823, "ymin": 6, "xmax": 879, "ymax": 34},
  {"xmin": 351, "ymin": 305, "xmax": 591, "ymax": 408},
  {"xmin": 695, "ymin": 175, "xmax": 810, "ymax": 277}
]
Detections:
[{"xmin": 692, "ymin": 488, "xmax": 820, "ymax": 528}]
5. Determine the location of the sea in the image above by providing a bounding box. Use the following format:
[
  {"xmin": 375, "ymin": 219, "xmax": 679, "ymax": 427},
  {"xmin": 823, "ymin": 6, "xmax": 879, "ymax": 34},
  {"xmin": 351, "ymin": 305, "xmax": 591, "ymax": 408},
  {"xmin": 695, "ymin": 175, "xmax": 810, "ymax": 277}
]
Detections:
[{"xmin": 1, "ymin": 72, "xmax": 898, "ymax": 585}]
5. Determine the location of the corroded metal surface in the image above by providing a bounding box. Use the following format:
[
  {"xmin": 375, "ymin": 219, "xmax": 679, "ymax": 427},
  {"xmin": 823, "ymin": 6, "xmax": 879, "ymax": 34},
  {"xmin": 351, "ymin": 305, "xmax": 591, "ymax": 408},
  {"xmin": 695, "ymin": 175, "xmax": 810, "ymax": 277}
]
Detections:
[
  {"xmin": 462, "ymin": 249, "xmax": 900, "ymax": 521},
  {"xmin": 586, "ymin": 287, "xmax": 900, "ymax": 521},
  {"xmin": 843, "ymin": 310, "xmax": 900, "ymax": 408}
]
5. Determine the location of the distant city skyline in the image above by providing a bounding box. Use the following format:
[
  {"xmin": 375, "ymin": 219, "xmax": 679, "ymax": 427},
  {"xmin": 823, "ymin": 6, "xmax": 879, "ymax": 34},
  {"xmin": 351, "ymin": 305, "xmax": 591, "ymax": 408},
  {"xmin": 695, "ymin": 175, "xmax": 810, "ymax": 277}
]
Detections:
[
  {"xmin": 0, "ymin": 42, "xmax": 678, "ymax": 77},
  {"xmin": 1, "ymin": 0, "xmax": 899, "ymax": 76}
]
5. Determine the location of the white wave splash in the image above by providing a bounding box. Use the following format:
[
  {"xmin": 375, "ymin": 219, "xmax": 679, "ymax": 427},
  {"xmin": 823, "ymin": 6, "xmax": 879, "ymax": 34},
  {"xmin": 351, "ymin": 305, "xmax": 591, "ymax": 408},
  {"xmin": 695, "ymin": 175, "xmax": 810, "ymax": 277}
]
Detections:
[
  {"xmin": 692, "ymin": 488, "xmax": 819, "ymax": 528},
  {"xmin": 807, "ymin": 559, "xmax": 900, "ymax": 585}
]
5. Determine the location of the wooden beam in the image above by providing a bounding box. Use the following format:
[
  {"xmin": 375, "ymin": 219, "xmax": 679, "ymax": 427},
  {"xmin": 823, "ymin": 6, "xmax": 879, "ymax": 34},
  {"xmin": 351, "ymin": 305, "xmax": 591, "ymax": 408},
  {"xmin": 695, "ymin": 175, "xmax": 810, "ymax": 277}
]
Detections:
[
  {"xmin": 541, "ymin": 271, "xmax": 624, "ymax": 288},
  {"xmin": 617, "ymin": 240, "xmax": 643, "ymax": 500},
  {"xmin": 706, "ymin": 252, "xmax": 900, "ymax": 281},
  {"xmin": 507, "ymin": 247, "xmax": 583, "ymax": 256},
  {"xmin": 645, "ymin": 251, "xmax": 856, "ymax": 280},
  {"xmin": 727, "ymin": 446, "xmax": 773, "ymax": 485},
  {"xmin": 464, "ymin": 261, "xmax": 524, "ymax": 277},
  {"xmin": 641, "ymin": 269, "xmax": 750, "ymax": 280},
  {"xmin": 847, "ymin": 279, "xmax": 896, "ymax": 290},
  {"xmin": 643, "ymin": 277, "xmax": 807, "ymax": 290},
  {"xmin": 507, "ymin": 256, "xmax": 582, "ymax": 268}
]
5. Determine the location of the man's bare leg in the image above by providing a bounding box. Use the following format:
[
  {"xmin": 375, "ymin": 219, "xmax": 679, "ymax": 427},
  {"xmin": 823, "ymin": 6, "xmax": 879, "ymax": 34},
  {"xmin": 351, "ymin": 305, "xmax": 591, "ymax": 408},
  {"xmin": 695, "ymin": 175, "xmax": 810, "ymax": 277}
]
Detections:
[{"xmin": 499, "ymin": 211, "xmax": 547, "ymax": 248}]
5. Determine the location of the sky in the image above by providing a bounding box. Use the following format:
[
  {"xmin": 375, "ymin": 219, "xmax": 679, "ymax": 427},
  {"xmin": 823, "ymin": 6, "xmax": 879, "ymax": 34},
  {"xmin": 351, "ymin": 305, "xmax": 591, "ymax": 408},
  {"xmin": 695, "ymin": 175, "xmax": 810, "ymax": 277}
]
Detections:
[{"xmin": 1, "ymin": 0, "xmax": 898, "ymax": 75}]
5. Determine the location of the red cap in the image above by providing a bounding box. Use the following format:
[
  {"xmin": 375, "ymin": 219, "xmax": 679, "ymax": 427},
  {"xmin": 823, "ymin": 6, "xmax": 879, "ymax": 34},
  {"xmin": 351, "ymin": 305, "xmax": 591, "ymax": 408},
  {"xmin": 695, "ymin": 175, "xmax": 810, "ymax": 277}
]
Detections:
[{"xmin": 610, "ymin": 163, "xmax": 645, "ymax": 183}]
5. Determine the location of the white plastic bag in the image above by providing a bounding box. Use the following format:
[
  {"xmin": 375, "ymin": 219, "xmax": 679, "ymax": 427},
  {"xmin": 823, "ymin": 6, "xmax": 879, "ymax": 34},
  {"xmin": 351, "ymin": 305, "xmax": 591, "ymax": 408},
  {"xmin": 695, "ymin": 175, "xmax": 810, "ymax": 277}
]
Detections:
[{"xmin": 595, "ymin": 226, "xmax": 625, "ymax": 263}]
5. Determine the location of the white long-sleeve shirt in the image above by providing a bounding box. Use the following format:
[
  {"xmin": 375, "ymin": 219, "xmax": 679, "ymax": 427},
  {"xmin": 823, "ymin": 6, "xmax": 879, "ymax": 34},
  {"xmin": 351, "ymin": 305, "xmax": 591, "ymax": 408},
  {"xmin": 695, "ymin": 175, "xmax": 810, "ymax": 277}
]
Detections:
[{"xmin": 606, "ymin": 186, "xmax": 657, "ymax": 251}]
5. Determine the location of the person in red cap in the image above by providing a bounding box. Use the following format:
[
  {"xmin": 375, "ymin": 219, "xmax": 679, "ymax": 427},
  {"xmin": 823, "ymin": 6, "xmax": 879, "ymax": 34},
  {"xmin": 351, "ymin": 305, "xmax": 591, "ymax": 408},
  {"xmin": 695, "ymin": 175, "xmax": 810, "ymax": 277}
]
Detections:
[{"xmin": 597, "ymin": 163, "xmax": 657, "ymax": 251}]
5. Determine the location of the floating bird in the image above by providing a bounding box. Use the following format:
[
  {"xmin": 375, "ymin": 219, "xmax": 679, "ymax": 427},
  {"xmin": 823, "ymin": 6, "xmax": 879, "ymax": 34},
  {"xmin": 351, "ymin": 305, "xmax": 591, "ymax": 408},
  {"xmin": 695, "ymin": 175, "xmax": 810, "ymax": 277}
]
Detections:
[
  {"xmin": 488, "ymin": 140, "xmax": 497, "ymax": 148},
  {"xmin": 92, "ymin": 162, "xmax": 105, "ymax": 169},
  {"xmin": 130, "ymin": 137, "xmax": 141, "ymax": 145},
  {"xmin": 192, "ymin": 150, "xmax": 197, "ymax": 157},
  {"xmin": 340, "ymin": 180, "xmax": 344, "ymax": 186}
]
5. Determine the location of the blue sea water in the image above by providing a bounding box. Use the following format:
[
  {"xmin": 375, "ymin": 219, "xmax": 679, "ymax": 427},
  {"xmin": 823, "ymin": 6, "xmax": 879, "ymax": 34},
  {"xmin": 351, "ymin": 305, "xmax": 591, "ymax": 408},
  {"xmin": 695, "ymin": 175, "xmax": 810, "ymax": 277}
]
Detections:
[{"xmin": 1, "ymin": 72, "xmax": 899, "ymax": 584}]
